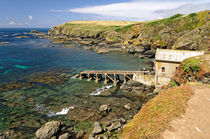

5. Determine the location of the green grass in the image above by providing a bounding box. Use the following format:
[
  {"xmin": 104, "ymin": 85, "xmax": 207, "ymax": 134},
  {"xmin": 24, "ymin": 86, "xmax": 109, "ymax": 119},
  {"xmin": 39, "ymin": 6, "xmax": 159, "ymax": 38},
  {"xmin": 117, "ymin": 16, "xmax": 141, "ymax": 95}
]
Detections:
[
  {"xmin": 146, "ymin": 14, "xmax": 183, "ymax": 26},
  {"xmin": 181, "ymin": 54, "xmax": 210, "ymax": 73},
  {"xmin": 121, "ymin": 86, "xmax": 194, "ymax": 139},
  {"xmin": 57, "ymin": 23, "xmax": 121, "ymax": 37},
  {"xmin": 114, "ymin": 24, "xmax": 134, "ymax": 33}
]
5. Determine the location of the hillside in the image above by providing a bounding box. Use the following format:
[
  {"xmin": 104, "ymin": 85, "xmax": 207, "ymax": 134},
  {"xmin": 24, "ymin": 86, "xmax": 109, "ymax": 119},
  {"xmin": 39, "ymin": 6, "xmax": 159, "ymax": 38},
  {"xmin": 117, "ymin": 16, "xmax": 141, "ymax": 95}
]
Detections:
[
  {"xmin": 121, "ymin": 54, "xmax": 210, "ymax": 138},
  {"xmin": 48, "ymin": 10, "xmax": 209, "ymax": 54}
]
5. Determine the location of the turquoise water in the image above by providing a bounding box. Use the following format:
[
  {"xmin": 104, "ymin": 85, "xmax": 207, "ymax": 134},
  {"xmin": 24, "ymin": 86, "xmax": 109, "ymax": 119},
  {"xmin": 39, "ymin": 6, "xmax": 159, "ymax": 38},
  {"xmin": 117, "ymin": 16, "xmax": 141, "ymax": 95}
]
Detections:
[{"xmin": 0, "ymin": 28, "xmax": 153, "ymax": 137}]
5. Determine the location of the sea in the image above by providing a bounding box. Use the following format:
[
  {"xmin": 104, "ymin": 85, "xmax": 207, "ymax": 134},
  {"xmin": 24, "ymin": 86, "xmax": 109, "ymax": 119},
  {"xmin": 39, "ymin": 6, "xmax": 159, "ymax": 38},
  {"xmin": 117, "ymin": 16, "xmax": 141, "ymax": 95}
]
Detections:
[{"xmin": 0, "ymin": 28, "xmax": 153, "ymax": 137}]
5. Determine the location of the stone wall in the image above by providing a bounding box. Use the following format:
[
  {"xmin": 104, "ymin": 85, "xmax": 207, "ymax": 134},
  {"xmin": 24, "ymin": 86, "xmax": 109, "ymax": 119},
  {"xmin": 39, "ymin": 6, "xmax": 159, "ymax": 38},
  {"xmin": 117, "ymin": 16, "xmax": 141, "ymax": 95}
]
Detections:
[
  {"xmin": 155, "ymin": 61, "xmax": 180, "ymax": 86},
  {"xmin": 133, "ymin": 72, "xmax": 155, "ymax": 86}
]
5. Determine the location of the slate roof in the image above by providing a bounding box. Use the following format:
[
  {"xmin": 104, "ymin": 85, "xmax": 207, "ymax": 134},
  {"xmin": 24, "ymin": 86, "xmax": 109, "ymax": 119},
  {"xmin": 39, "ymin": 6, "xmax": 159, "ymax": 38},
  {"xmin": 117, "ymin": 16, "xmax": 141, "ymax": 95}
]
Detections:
[{"xmin": 155, "ymin": 49, "xmax": 204, "ymax": 62}]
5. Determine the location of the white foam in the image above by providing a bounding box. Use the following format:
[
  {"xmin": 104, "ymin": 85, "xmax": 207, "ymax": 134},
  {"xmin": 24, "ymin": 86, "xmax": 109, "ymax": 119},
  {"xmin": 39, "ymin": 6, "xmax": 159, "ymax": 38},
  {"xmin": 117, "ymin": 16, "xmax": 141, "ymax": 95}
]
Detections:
[
  {"xmin": 35, "ymin": 104, "xmax": 75, "ymax": 117},
  {"xmin": 47, "ymin": 106, "xmax": 75, "ymax": 117},
  {"xmin": 90, "ymin": 85, "xmax": 113, "ymax": 96}
]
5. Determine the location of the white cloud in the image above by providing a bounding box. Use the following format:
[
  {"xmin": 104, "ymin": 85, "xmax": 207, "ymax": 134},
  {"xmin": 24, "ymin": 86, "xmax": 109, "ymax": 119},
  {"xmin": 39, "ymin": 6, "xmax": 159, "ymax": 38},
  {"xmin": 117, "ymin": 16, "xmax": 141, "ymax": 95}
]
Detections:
[
  {"xmin": 9, "ymin": 21, "xmax": 15, "ymax": 25},
  {"xmin": 50, "ymin": 0, "xmax": 210, "ymax": 21},
  {"xmin": 29, "ymin": 15, "xmax": 33, "ymax": 20},
  {"xmin": 49, "ymin": 9, "xmax": 65, "ymax": 13}
]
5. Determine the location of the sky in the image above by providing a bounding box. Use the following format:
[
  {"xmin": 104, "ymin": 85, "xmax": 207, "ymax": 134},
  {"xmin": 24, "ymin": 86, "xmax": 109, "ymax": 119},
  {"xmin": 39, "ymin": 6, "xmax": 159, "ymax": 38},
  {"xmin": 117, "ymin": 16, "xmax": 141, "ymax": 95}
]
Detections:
[{"xmin": 0, "ymin": 0, "xmax": 209, "ymax": 28}]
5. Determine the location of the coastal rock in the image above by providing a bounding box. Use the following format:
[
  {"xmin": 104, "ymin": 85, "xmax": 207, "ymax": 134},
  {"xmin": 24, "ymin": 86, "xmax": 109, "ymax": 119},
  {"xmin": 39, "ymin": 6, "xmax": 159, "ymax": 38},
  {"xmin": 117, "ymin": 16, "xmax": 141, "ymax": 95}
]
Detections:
[
  {"xmin": 83, "ymin": 46, "xmax": 92, "ymax": 50},
  {"xmin": 15, "ymin": 35, "xmax": 29, "ymax": 39},
  {"xmin": 92, "ymin": 122, "xmax": 103, "ymax": 136},
  {"xmin": 80, "ymin": 40, "xmax": 94, "ymax": 45},
  {"xmin": 58, "ymin": 133, "xmax": 71, "ymax": 139},
  {"xmin": 120, "ymin": 80, "xmax": 155, "ymax": 96},
  {"xmin": 76, "ymin": 130, "xmax": 86, "ymax": 139},
  {"xmin": 124, "ymin": 103, "xmax": 131, "ymax": 110},
  {"xmin": 99, "ymin": 105, "xmax": 111, "ymax": 112},
  {"xmin": 36, "ymin": 121, "xmax": 61, "ymax": 139},
  {"xmin": 96, "ymin": 48, "xmax": 109, "ymax": 54},
  {"xmin": 142, "ymin": 50, "xmax": 155, "ymax": 58},
  {"xmin": 108, "ymin": 121, "xmax": 122, "ymax": 132},
  {"xmin": 0, "ymin": 130, "xmax": 14, "ymax": 139}
]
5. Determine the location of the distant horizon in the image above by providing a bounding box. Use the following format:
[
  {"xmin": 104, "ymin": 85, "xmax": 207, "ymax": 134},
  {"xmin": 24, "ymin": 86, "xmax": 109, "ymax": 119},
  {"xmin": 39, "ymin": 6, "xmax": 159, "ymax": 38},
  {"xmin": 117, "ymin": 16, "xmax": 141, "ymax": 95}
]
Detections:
[{"xmin": 0, "ymin": 0, "xmax": 209, "ymax": 28}]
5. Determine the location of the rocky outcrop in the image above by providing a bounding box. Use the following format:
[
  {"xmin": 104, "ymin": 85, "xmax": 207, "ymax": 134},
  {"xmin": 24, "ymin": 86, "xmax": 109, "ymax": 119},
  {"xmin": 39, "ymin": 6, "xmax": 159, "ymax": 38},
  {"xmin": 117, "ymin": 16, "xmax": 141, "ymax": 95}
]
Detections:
[
  {"xmin": 120, "ymin": 80, "xmax": 155, "ymax": 97},
  {"xmin": 35, "ymin": 121, "xmax": 77, "ymax": 139},
  {"xmin": 89, "ymin": 118, "xmax": 126, "ymax": 139}
]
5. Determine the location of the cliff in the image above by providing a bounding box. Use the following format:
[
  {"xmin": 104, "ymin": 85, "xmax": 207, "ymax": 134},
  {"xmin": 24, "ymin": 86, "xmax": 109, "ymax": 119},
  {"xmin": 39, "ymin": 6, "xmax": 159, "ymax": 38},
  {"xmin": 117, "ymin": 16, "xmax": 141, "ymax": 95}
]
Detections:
[{"xmin": 48, "ymin": 11, "xmax": 209, "ymax": 54}]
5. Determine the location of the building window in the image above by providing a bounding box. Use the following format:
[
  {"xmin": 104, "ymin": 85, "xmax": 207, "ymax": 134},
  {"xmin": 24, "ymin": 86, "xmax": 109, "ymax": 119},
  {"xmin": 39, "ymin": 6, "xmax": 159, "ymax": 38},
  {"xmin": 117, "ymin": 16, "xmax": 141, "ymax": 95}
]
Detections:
[{"xmin": 162, "ymin": 67, "xmax": 165, "ymax": 72}]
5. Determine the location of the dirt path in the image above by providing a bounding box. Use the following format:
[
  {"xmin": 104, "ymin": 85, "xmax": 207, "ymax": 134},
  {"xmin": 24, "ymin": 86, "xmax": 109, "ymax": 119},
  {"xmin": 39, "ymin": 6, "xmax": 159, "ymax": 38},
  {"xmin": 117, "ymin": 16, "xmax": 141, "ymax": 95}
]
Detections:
[{"xmin": 162, "ymin": 85, "xmax": 210, "ymax": 139}]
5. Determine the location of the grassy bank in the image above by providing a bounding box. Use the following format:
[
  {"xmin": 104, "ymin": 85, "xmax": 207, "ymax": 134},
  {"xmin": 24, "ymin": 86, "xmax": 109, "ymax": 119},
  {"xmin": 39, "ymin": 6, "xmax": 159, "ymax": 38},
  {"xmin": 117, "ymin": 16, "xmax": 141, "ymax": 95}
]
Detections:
[{"xmin": 121, "ymin": 86, "xmax": 194, "ymax": 138}]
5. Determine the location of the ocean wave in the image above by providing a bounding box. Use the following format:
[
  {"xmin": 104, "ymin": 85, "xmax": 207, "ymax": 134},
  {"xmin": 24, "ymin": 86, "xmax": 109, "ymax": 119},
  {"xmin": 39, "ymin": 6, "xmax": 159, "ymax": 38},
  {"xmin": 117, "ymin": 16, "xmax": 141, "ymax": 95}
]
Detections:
[
  {"xmin": 35, "ymin": 104, "xmax": 75, "ymax": 117},
  {"xmin": 90, "ymin": 85, "xmax": 113, "ymax": 96}
]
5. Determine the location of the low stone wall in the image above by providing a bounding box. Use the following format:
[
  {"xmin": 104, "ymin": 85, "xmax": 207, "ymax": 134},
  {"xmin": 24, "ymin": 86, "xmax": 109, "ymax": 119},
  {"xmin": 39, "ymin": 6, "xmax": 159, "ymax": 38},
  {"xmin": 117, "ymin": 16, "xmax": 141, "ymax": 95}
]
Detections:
[{"xmin": 133, "ymin": 72, "xmax": 155, "ymax": 86}]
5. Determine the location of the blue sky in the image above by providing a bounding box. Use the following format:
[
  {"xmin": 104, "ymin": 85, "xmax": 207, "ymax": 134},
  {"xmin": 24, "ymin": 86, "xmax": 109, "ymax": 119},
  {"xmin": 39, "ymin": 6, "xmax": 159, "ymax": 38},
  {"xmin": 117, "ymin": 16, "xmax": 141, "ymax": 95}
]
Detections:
[{"xmin": 0, "ymin": 0, "xmax": 209, "ymax": 28}]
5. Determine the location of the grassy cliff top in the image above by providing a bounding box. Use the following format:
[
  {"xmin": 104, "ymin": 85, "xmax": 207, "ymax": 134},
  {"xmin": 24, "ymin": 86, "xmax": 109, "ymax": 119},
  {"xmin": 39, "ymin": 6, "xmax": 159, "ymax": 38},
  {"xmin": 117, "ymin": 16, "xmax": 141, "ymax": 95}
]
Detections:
[
  {"xmin": 49, "ymin": 10, "xmax": 209, "ymax": 51},
  {"xmin": 67, "ymin": 21, "xmax": 138, "ymax": 26}
]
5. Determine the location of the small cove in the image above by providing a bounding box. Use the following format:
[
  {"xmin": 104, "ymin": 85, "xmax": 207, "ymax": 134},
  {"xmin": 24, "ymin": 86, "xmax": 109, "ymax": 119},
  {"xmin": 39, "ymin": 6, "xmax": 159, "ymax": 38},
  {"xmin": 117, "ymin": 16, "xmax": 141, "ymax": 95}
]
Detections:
[{"xmin": 0, "ymin": 28, "xmax": 154, "ymax": 137}]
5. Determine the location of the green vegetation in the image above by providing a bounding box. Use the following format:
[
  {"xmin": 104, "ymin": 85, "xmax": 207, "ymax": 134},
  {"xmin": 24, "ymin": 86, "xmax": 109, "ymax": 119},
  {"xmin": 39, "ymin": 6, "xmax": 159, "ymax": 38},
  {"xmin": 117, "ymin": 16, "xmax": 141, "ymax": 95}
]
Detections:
[
  {"xmin": 182, "ymin": 57, "xmax": 201, "ymax": 72},
  {"xmin": 49, "ymin": 10, "xmax": 209, "ymax": 51},
  {"xmin": 170, "ymin": 80, "xmax": 179, "ymax": 87},
  {"xmin": 182, "ymin": 54, "xmax": 210, "ymax": 72},
  {"xmin": 147, "ymin": 14, "xmax": 183, "ymax": 26},
  {"xmin": 115, "ymin": 24, "xmax": 133, "ymax": 33},
  {"xmin": 122, "ymin": 86, "xmax": 194, "ymax": 138},
  {"xmin": 57, "ymin": 23, "xmax": 121, "ymax": 37}
]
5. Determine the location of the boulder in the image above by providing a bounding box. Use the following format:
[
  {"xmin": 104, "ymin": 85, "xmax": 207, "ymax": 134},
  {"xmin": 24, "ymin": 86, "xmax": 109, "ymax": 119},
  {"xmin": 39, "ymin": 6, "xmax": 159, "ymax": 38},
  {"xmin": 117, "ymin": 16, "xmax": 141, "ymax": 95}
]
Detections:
[
  {"xmin": 83, "ymin": 46, "xmax": 92, "ymax": 50},
  {"xmin": 76, "ymin": 130, "xmax": 86, "ymax": 139},
  {"xmin": 58, "ymin": 133, "xmax": 71, "ymax": 139},
  {"xmin": 124, "ymin": 103, "xmax": 131, "ymax": 110},
  {"xmin": 143, "ymin": 50, "xmax": 155, "ymax": 58},
  {"xmin": 92, "ymin": 122, "xmax": 103, "ymax": 136},
  {"xmin": 96, "ymin": 48, "xmax": 109, "ymax": 54},
  {"xmin": 108, "ymin": 121, "xmax": 122, "ymax": 132},
  {"xmin": 99, "ymin": 105, "xmax": 111, "ymax": 112},
  {"xmin": 36, "ymin": 121, "xmax": 61, "ymax": 139}
]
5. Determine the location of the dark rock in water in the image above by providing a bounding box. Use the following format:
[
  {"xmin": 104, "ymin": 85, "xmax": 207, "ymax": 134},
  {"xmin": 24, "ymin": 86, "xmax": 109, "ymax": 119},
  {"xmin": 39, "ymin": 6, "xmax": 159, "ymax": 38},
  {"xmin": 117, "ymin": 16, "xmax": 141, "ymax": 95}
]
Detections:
[
  {"xmin": 15, "ymin": 35, "xmax": 29, "ymax": 38},
  {"xmin": 76, "ymin": 130, "xmax": 86, "ymax": 139},
  {"xmin": 30, "ymin": 30, "xmax": 40, "ymax": 34},
  {"xmin": 36, "ymin": 121, "xmax": 61, "ymax": 139},
  {"xmin": 58, "ymin": 133, "xmax": 71, "ymax": 139},
  {"xmin": 92, "ymin": 121, "xmax": 103, "ymax": 136}
]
